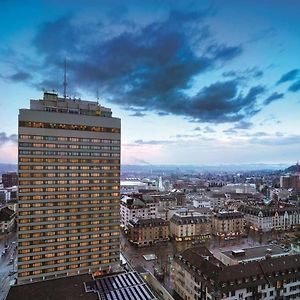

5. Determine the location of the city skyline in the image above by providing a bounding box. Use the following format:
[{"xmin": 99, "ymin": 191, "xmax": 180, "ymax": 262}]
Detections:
[{"xmin": 1, "ymin": 0, "xmax": 300, "ymax": 165}]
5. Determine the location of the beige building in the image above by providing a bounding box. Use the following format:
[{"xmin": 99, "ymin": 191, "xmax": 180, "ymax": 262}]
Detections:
[
  {"xmin": 17, "ymin": 92, "xmax": 120, "ymax": 283},
  {"xmin": 212, "ymin": 211, "xmax": 244, "ymax": 237},
  {"xmin": 127, "ymin": 218, "xmax": 169, "ymax": 247},
  {"xmin": 169, "ymin": 210, "xmax": 211, "ymax": 241}
]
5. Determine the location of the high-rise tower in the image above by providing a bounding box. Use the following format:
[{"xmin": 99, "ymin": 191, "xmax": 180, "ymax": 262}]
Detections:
[{"xmin": 17, "ymin": 91, "xmax": 121, "ymax": 283}]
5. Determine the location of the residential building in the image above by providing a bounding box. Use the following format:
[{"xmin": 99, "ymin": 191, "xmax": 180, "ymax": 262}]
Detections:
[
  {"xmin": 127, "ymin": 218, "xmax": 169, "ymax": 247},
  {"xmin": 212, "ymin": 211, "xmax": 244, "ymax": 237},
  {"xmin": 120, "ymin": 195, "xmax": 158, "ymax": 230},
  {"xmin": 240, "ymin": 205, "xmax": 300, "ymax": 232},
  {"xmin": 172, "ymin": 245, "xmax": 300, "ymax": 300},
  {"xmin": 169, "ymin": 209, "xmax": 211, "ymax": 241},
  {"xmin": 280, "ymin": 174, "xmax": 300, "ymax": 190},
  {"xmin": 17, "ymin": 91, "xmax": 120, "ymax": 283},
  {"xmin": 2, "ymin": 172, "xmax": 18, "ymax": 188},
  {"xmin": 0, "ymin": 206, "xmax": 16, "ymax": 233}
]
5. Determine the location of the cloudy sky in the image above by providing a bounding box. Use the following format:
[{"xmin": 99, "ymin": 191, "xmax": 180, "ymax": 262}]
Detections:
[{"xmin": 0, "ymin": 0, "xmax": 299, "ymax": 165}]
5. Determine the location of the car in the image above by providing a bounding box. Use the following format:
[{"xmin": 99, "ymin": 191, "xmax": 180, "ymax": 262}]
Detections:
[{"xmin": 8, "ymin": 271, "xmax": 17, "ymax": 276}]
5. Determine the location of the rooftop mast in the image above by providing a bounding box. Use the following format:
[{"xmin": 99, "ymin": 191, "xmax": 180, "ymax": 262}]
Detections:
[{"xmin": 63, "ymin": 58, "xmax": 67, "ymax": 99}]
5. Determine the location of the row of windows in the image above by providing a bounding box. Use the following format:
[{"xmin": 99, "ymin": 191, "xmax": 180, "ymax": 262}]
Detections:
[
  {"xmin": 19, "ymin": 205, "xmax": 118, "ymax": 215},
  {"xmin": 18, "ymin": 257, "xmax": 117, "ymax": 277},
  {"xmin": 20, "ymin": 162, "xmax": 120, "ymax": 171},
  {"xmin": 19, "ymin": 241, "xmax": 119, "ymax": 259},
  {"xmin": 19, "ymin": 219, "xmax": 119, "ymax": 232},
  {"xmin": 20, "ymin": 172, "xmax": 119, "ymax": 178},
  {"xmin": 19, "ymin": 142, "xmax": 120, "ymax": 151},
  {"xmin": 19, "ymin": 121, "xmax": 120, "ymax": 133},
  {"xmin": 19, "ymin": 179, "xmax": 119, "ymax": 186},
  {"xmin": 19, "ymin": 216, "xmax": 119, "ymax": 230},
  {"xmin": 19, "ymin": 150, "xmax": 120, "ymax": 157},
  {"xmin": 18, "ymin": 225, "xmax": 119, "ymax": 243},
  {"xmin": 19, "ymin": 252, "xmax": 118, "ymax": 269},
  {"xmin": 19, "ymin": 185, "xmax": 119, "ymax": 193},
  {"xmin": 19, "ymin": 212, "xmax": 119, "ymax": 224},
  {"xmin": 19, "ymin": 232, "xmax": 119, "ymax": 250},
  {"xmin": 19, "ymin": 135, "xmax": 120, "ymax": 144},
  {"xmin": 19, "ymin": 194, "xmax": 119, "ymax": 202},
  {"xmin": 19, "ymin": 157, "xmax": 120, "ymax": 165}
]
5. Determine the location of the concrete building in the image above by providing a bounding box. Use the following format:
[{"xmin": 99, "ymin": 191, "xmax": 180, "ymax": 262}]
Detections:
[
  {"xmin": 240, "ymin": 205, "xmax": 300, "ymax": 232},
  {"xmin": 17, "ymin": 92, "xmax": 120, "ymax": 283},
  {"xmin": 172, "ymin": 245, "xmax": 300, "ymax": 300},
  {"xmin": 120, "ymin": 195, "xmax": 159, "ymax": 230},
  {"xmin": 2, "ymin": 172, "xmax": 18, "ymax": 188},
  {"xmin": 0, "ymin": 206, "xmax": 16, "ymax": 233},
  {"xmin": 169, "ymin": 209, "xmax": 211, "ymax": 241},
  {"xmin": 127, "ymin": 218, "xmax": 169, "ymax": 247},
  {"xmin": 280, "ymin": 174, "xmax": 300, "ymax": 190},
  {"xmin": 212, "ymin": 211, "xmax": 244, "ymax": 237}
]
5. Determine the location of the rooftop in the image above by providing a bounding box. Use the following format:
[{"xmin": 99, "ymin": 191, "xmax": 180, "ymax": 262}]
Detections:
[
  {"xmin": 84, "ymin": 272, "xmax": 156, "ymax": 300},
  {"xmin": 221, "ymin": 245, "xmax": 287, "ymax": 264},
  {"xmin": 29, "ymin": 92, "xmax": 112, "ymax": 117}
]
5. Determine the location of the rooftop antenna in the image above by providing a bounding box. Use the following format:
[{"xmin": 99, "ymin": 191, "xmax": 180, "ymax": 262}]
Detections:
[
  {"xmin": 96, "ymin": 88, "xmax": 99, "ymax": 104},
  {"xmin": 63, "ymin": 58, "xmax": 67, "ymax": 99}
]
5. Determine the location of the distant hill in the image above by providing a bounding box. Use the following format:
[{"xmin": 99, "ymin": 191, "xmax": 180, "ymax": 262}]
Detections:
[
  {"xmin": 0, "ymin": 163, "xmax": 17, "ymax": 174},
  {"xmin": 285, "ymin": 164, "xmax": 299, "ymax": 173}
]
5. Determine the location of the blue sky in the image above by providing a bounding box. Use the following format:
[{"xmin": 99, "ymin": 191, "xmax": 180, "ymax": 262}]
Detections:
[{"xmin": 0, "ymin": 0, "xmax": 299, "ymax": 165}]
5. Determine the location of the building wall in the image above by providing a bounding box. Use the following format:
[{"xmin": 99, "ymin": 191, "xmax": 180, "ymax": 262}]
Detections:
[
  {"xmin": 212, "ymin": 215, "xmax": 244, "ymax": 236},
  {"xmin": 17, "ymin": 104, "xmax": 121, "ymax": 283}
]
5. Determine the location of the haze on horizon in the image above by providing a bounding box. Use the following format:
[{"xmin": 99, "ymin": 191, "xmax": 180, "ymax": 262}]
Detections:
[{"xmin": 0, "ymin": 0, "xmax": 299, "ymax": 165}]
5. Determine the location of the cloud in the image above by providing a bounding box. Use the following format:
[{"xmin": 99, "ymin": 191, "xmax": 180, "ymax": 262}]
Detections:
[
  {"xmin": 203, "ymin": 126, "xmax": 215, "ymax": 133},
  {"xmin": 263, "ymin": 92, "xmax": 284, "ymax": 105},
  {"xmin": 13, "ymin": 11, "xmax": 272, "ymax": 123},
  {"xmin": 249, "ymin": 134, "xmax": 300, "ymax": 146},
  {"xmin": 222, "ymin": 67, "xmax": 263, "ymax": 80},
  {"xmin": 129, "ymin": 111, "xmax": 146, "ymax": 117},
  {"xmin": 0, "ymin": 132, "xmax": 17, "ymax": 144},
  {"xmin": 193, "ymin": 127, "xmax": 201, "ymax": 131},
  {"xmin": 288, "ymin": 80, "xmax": 300, "ymax": 92},
  {"xmin": 8, "ymin": 71, "xmax": 32, "ymax": 82},
  {"xmin": 134, "ymin": 139, "xmax": 175, "ymax": 145},
  {"xmin": 233, "ymin": 120, "xmax": 253, "ymax": 130},
  {"xmin": 277, "ymin": 69, "xmax": 300, "ymax": 85}
]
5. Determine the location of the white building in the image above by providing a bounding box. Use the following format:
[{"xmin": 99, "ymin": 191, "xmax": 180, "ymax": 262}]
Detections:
[{"xmin": 120, "ymin": 195, "xmax": 159, "ymax": 230}]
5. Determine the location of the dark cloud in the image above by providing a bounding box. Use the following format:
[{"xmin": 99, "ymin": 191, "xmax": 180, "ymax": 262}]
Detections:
[
  {"xmin": 288, "ymin": 80, "xmax": 300, "ymax": 92},
  {"xmin": 263, "ymin": 92, "xmax": 284, "ymax": 105},
  {"xmin": 157, "ymin": 112, "xmax": 169, "ymax": 116},
  {"xmin": 222, "ymin": 67, "xmax": 263, "ymax": 80},
  {"xmin": 129, "ymin": 111, "xmax": 146, "ymax": 117},
  {"xmin": 277, "ymin": 69, "xmax": 300, "ymax": 85},
  {"xmin": 8, "ymin": 71, "xmax": 32, "ymax": 82},
  {"xmin": 230, "ymin": 120, "xmax": 253, "ymax": 130},
  {"xmin": 193, "ymin": 127, "xmax": 201, "ymax": 131},
  {"xmin": 9, "ymin": 10, "xmax": 274, "ymax": 124},
  {"xmin": 0, "ymin": 132, "xmax": 17, "ymax": 145}
]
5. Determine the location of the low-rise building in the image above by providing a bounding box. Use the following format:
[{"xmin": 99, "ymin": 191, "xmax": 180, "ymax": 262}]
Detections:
[
  {"xmin": 169, "ymin": 210, "xmax": 211, "ymax": 241},
  {"xmin": 120, "ymin": 195, "xmax": 159, "ymax": 230},
  {"xmin": 172, "ymin": 245, "xmax": 300, "ymax": 300},
  {"xmin": 127, "ymin": 218, "xmax": 169, "ymax": 247},
  {"xmin": 212, "ymin": 211, "xmax": 244, "ymax": 237},
  {"xmin": 240, "ymin": 205, "xmax": 300, "ymax": 232},
  {"xmin": 0, "ymin": 206, "xmax": 16, "ymax": 233}
]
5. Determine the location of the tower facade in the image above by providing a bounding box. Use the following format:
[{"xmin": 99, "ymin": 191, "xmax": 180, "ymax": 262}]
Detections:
[{"xmin": 17, "ymin": 92, "xmax": 120, "ymax": 283}]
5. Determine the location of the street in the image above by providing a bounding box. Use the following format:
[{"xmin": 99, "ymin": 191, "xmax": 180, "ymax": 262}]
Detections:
[{"xmin": 0, "ymin": 232, "xmax": 17, "ymax": 300}]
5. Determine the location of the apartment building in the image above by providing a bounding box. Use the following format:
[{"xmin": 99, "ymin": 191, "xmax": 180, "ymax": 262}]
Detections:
[
  {"xmin": 212, "ymin": 211, "xmax": 244, "ymax": 237},
  {"xmin": 120, "ymin": 195, "xmax": 158, "ymax": 230},
  {"xmin": 127, "ymin": 218, "xmax": 169, "ymax": 247},
  {"xmin": 17, "ymin": 91, "xmax": 121, "ymax": 283},
  {"xmin": 240, "ymin": 205, "xmax": 300, "ymax": 232},
  {"xmin": 172, "ymin": 245, "xmax": 300, "ymax": 300},
  {"xmin": 169, "ymin": 210, "xmax": 211, "ymax": 241}
]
